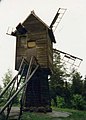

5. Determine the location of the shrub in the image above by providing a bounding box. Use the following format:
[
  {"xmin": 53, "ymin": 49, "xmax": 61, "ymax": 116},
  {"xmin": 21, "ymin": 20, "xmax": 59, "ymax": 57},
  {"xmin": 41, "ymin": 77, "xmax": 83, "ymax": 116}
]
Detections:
[
  {"xmin": 71, "ymin": 94, "xmax": 86, "ymax": 110},
  {"xmin": 57, "ymin": 96, "xmax": 66, "ymax": 108}
]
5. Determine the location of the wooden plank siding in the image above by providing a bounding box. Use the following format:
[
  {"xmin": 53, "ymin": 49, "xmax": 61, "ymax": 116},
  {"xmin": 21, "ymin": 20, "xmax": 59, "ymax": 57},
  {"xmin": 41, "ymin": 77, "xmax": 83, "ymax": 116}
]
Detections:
[
  {"xmin": 46, "ymin": 30, "xmax": 53, "ymax": 72},
  {"xmin": 15, "ymin": 30, "xmax": 53, "ymax": 72},
  {"xmin": 15, "ymin": 12, "xmax": 54, "ymax": 74}
]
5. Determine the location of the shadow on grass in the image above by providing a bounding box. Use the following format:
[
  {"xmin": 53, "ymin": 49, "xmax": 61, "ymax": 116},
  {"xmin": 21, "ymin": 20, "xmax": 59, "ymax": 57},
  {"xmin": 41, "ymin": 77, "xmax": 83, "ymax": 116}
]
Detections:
[{"xmin": 20, "ymin": 107, "xmax": 86, "ymax": 120}]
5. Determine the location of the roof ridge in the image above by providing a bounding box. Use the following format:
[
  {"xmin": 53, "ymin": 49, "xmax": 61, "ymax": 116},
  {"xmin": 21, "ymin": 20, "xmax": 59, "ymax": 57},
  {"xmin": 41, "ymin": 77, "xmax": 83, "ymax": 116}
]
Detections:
[{"xmin": 22, "ymin": 10, "xmax": 50, "ymax": 29}]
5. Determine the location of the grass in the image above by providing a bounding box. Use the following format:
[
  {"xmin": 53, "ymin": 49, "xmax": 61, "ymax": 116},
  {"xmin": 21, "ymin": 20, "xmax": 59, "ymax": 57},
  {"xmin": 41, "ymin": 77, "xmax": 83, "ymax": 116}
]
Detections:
[
  {"xmin": 20, "ymin": 112, "xmax": 51, "ymax": 120},
  {"xmin": 52, "ymin": 107, "xmax": 86, "ymax": 120},
  {"xmin": 20, "ymin": 107, "xmax": 86, "ymax": 120}
]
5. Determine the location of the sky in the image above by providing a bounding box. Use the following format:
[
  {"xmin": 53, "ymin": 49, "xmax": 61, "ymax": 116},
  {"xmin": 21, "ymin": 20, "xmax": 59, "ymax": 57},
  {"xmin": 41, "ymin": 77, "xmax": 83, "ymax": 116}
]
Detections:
[{"xmin": 0, "ymin": 0, "xmax": 86, "ymax": 84}]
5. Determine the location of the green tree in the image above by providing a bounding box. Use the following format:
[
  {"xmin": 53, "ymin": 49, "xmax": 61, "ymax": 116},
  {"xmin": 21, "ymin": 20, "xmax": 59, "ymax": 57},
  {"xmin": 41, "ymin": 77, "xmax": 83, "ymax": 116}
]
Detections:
[
  {"xmin": 1, "ymin": 69, "xmax": 19, "ymax": 105},
  {"xmin": 49, "ymin": 52, "xmax": 69, "ymax": 106},
  {"xmin": 0, "ymin": 85, "xmax": 2, "ymax": 93},
  {"xmin": 2, "ymin": 69, "xmax": 13, "ymax": 98},
  {"xmin": 71, "ymin": 94, "xmax": 86, "ymax": 110},
  {"xmin": 63, "ymin": 81, "xmax": 72, "ymax": 108},
  {"xmin": 82, "ymin": 76, "xmax": 86, "ymax": 101},
  {"xmin": 0, "ymin": 85, "xmax": 3, "ymax": 106},
  {"xmin": 71, "ymin": 71, "xmax": 83, "ymax": 95}
]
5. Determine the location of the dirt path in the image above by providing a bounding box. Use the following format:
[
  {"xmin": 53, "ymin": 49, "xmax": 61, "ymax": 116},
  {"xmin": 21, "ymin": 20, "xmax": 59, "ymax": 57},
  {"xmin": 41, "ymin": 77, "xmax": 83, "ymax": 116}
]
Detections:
[
  {"xmin": 47, "ymin": 110, "xmax": 72, "ymax": 118},
  {"xmin": 1, "ymin": 107, "xmax": 72, "ymax": 119}
]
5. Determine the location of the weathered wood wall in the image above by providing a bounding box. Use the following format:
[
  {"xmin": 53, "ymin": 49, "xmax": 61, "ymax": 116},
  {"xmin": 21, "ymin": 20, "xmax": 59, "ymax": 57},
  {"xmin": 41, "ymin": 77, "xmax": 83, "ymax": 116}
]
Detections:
[
  {"xmin": 15, "ymin": 14, "xmax": 53, "ymax": 73},
  {"xmin": 15, "ymin": 31, "xmax": 53, "ymax": 73}
]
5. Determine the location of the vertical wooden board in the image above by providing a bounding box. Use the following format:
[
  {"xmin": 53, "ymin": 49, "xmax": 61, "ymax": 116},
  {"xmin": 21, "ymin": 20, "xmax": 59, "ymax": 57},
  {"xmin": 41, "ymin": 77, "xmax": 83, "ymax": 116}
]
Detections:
[
  {"xmin": 36, "ymin": 37, "xmax": 48, "ymax": 68},
  {"xmin": 46, "ymin": 31, "xmax": 53, "ymax": 71},
  {"xmin": 26, "ymin": 47, "xmax": 37, "ymax": 62}
]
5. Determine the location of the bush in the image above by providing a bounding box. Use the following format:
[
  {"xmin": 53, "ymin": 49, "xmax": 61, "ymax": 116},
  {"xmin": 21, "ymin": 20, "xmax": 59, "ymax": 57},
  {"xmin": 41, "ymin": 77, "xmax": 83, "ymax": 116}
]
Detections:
[
  {"xmin": 71, "ymin": 94, "xmax": 86, "ymax": 110},
  {"xmin": 57, "ymin": 96, "xmax": 66, "ymax": 108}
]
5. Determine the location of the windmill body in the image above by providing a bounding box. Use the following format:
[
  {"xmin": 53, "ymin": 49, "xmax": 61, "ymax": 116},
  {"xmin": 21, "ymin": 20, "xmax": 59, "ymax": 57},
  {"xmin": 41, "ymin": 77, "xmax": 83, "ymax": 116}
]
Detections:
[
  {"xmin": 11, "ymin": 11, "xmax": 56, "ymax": 111},
  {"xmin": 0, "ymin": 9, "xmax": 83, "ymax": 119}
]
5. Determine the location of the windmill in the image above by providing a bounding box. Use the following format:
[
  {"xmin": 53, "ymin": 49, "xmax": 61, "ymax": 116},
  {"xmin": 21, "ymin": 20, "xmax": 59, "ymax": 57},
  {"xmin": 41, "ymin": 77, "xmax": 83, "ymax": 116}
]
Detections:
[{"xmin": 0, "ymin": 8, "xmax": 83, "ymax": 120}]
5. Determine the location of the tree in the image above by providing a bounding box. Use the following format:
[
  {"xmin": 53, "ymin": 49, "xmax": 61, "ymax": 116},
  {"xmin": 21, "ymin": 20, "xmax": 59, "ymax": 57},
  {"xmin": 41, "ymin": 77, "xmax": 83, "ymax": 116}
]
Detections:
[
  {"xmin": 0, "ymin": 85, "xmax": 3, "ymax": 106},
  {"xmin": 2, "ymin": 69, "xmax": 12, "ymax": 87},
  {"xmin": 82, "ymin": 76, "xmax": 86, "ymax": 101},
  {"xmin": 63, "ymin": 81, "xmax": 72, "ymax": 108},
  {"xmin": 71, "ymin": 94, "xmax": 86, "ymax": 110},
  {"xmin": 71, "ymin": 71, "xmax": 83, "ymax": 95},
  {"xmin": 1, "ymin": 69, "xmax": 19, "ymax": 105},
  {"xmin": 2, "ymin": 69, "xmax": 13, "ymax": 98},
  {"xmin": 0, "ymin": 85, "xmax": 2, "ymax": 93},
  {"xmin": 49, "ymin": 52, "xmax": 69, "ymax": 106}
]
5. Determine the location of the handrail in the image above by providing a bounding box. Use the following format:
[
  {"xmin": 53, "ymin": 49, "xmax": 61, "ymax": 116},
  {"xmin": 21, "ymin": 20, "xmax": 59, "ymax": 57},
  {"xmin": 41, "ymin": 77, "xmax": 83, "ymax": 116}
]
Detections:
[
  {"xmin": 0, "ymin": 58, "xmax": 25, "ymax": 98},
  {"xmin": 20, "ymin": 56, "xmax": 39, "ymax": 109},
  {"xmin": 18, "ymin": 56, "xmax": 35, "ymax": 119},
  {"xmin": 0, "ymin": 56, "xmax": 39, "ymax": 120},
  {"xmin": 0, "ymin": 64, "xmax": 39, "ymax": 114}
]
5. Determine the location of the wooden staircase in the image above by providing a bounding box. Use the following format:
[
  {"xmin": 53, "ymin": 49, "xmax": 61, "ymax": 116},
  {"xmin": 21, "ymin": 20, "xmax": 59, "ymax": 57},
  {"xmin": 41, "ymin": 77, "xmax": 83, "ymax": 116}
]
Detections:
[
  {"xmin": 0, "ymin": 57, "xmax": 39, "ymax": 120},
  {"xmin": 0, "ymin": 56, "xmax": 51, "ymax": 120}
]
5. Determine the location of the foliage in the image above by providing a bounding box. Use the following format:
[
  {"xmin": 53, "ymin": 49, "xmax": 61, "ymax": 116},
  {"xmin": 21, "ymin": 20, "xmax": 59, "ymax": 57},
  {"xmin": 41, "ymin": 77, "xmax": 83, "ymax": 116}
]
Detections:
[
  {"xmin": 57, "ymin": 96, "xmax": 65, "ymax": 108},
  {"xmin": 0, "ymin": 85, "xmax": 2, "ymax": 92},
  {"xmin": 0, "ymin": 86, "xmax": 4, "ymax": 106},
  {"xmin": 63, "ymin": 81, "xmax": 72, "ymax": 108},
  {"xmin": 2, "ymin": 69, "xmax": 12, "ymax": 87},
  {"xmin": 70, "ymin": 71, "xmax": 83, "ymax": 95},
  {"xmin": 71, "ymin": 94, "xmax": 86, "ymax": 110},
  {"xmin": 49, "ymin": 52, "xmax": 86, "ymax": 111},
  {"xmin": 0, "ymin": 69, "xmax": 19, "ymax": 106},
  {"xmin": 49, "ymin": 53, "xmax": 69, "ymax": 106},
  {"xmin": 82, "ymin": 77, "xmax": 86, "ymax": 101},
  {"xmin": 2, "ymin": 69, "xmax": 12, "ymax": 97}
]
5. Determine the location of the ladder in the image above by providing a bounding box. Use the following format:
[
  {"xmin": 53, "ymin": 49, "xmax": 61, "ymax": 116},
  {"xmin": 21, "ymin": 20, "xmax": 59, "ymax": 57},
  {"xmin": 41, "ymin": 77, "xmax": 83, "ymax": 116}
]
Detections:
[{"xmin": 0, "ymin": 56, "xmax": 39, "ymax": 120}]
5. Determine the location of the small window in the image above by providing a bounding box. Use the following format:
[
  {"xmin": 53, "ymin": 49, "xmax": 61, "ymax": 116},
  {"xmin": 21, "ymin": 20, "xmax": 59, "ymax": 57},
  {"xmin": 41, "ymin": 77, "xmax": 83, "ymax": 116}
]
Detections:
[
  {"xmin": 27, "ymin": 41, "xmax": 36, "ymax": 48},
  {"xmin": 20, "ymin": 36, "xmax": 27, "ymax": 48},
  {"xmin": 20, "ymin": 40, "xmax": 27, "ymax": 48}
]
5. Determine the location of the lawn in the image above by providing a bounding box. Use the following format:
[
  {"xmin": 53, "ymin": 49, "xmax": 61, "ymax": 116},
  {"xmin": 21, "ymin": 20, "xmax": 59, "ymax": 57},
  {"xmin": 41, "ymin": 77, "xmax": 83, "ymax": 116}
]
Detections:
[{"xmin": 20, "ymin": 107, "xmax": 86, "ymax": 120}]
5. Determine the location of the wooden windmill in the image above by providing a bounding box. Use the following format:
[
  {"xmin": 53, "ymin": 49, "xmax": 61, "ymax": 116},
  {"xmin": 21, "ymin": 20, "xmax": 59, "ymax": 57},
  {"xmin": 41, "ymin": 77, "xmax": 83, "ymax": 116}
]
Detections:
[
  {"xmin": 8, "ymin": 8, "xmax": 83, "ymax": 111},
  {"xmin": 0, "ymin": 8, "xmax": 83, "ymax": 120},
  {"xmin": 11, "ymin": 10, "xmax": 57, "ymax": 112},
  {"xmin": 10, "ymin": 9, "xmax": 68, "ymax": 112}
]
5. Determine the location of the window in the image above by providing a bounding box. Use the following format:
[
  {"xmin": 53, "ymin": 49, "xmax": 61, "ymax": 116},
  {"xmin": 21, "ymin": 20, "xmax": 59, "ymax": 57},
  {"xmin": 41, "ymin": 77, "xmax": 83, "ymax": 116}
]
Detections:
[
  {"xmin": 20, "ymin": 36, "xmax": 27, "ymax": 48},
  {"xmin": 20, "ymin": 39, "xmax": 27, "ymax": 48},
  {"xmin": 27, "ymin": 41, "xmax": 36, "ymax": 48}
]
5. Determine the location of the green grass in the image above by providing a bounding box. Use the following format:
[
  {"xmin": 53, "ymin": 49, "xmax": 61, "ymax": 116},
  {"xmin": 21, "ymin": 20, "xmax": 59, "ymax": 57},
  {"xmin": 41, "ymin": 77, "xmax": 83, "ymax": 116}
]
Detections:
[
  {"xmin": 52, "ymin": 107, "xmax": 86, "ymax": 120},
  {"xmin": 20, "ymin": 107, "xmax": 86, "ymax": 120},
  {"xmin": 20, "ymin": 112, "xmax": 51, "ymax": 120}
]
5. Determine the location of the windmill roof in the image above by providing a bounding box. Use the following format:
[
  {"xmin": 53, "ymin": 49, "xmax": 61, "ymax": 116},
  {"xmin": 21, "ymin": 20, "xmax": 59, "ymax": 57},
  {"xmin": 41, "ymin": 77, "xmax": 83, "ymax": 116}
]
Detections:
[
  {"xmin": 23, "ymin": 10, "xmax": 50, "ymax": 29},
  {"xmin": 11, "ymin": 11, "xmax": 56, "ymax": 43}
]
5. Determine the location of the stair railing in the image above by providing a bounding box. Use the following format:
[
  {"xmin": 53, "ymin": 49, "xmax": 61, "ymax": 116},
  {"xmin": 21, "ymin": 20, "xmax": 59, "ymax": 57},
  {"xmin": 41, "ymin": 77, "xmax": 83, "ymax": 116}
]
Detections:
[
  {"xmin": 18, "ymin": 56, "xmax": 39, "ymax": 119},
  {"xmin": 0, "ymin": 56, "xmax": 39, "ymax": 120}
]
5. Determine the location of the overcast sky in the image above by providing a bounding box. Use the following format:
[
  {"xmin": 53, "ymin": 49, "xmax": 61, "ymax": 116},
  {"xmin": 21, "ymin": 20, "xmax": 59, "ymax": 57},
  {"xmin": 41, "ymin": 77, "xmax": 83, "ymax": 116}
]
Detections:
[{"xmin": 0, "ymin": 0, "xmax": 86, "ymax": 84}]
